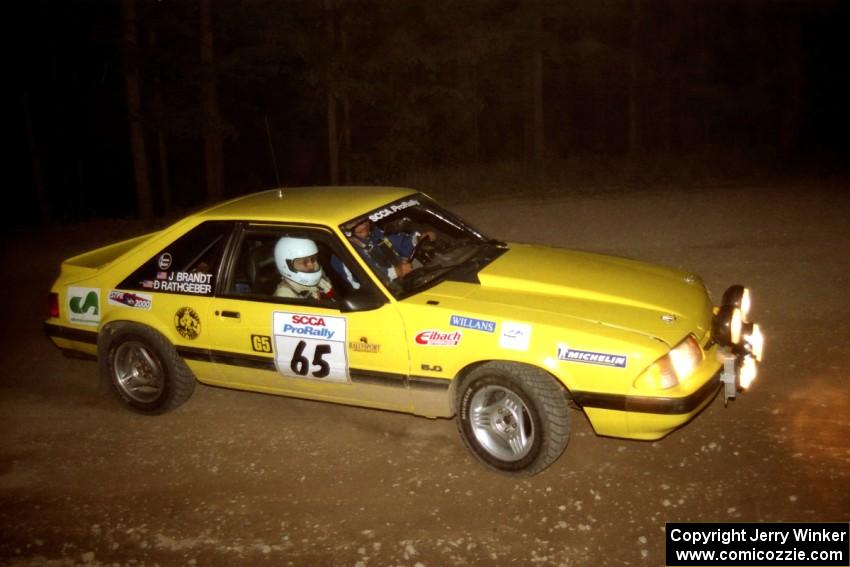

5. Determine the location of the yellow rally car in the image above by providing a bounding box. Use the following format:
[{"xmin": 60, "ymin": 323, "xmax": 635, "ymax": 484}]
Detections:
[{"xmin": 45, "ymin": 187, "xmax": 764, "ymax": 476}]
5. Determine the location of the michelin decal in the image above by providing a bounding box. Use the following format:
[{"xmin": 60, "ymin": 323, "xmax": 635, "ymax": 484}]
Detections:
[{"xmin": 557, "ymin": 344, "xmax": 628, "ymax": 368}]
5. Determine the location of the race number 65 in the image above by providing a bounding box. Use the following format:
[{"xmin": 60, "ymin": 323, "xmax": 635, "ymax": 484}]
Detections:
[{"xmin": 290, "ymin": 340, "xmax": 331, "ymax": 378}]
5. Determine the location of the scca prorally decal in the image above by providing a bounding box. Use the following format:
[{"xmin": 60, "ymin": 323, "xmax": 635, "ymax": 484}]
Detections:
[
  {"xmin": 556, "ymin": 344, "xmax": 627, "ymax": 368},
  {"xmin": 108, "ymin": 290, "xmax": 152, "ymax": 310},
  {"xmin": 415, "ymin": 330, "xmax": 462, "ymax": 347},
  {"xmin": 276, "ymin": 314, "xmax": 339, "ymax": 340},
  {"xmin": 368, "ymin": 198, "xmax": 419, "ymax": 222},
  {"xmin": 67, "ymin": 287, "xmax": 100, "ymax": 326},
  {"xmin": 174, "ymin": 307, "xmax": 201, "ymax": 339},
  {"xmin": 273, "ymin": 312, "xmax": 349, "ymax": 383},
  {"xmin": 450, "ymin": 315, "xmax": 496, "ymax": 333}
]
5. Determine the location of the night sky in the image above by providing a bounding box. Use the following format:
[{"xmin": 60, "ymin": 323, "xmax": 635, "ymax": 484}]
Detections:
[{"xmin": 14, "ymin": 0, "xmax": 850, "ymax": 226}]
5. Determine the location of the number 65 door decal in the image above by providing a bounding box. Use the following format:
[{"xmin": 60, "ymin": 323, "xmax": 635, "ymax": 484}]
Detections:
[{"xmin": 272, "ymin": 312, "xmax": 350, "ymax": 383}]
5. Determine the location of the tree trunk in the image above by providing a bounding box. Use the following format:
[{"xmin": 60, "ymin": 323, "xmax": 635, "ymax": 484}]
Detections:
[
  {"xmin": 531, "ymin": 5, "xmax": 545, "ymax": 171},
  {"xmin": 22, "ymin": 89, "xmax": 51, "ymax": 225},
  {"xmin": 200, "ymin": 0, "xmax": 224, "ymax": 203},
  {"xmin": 628, "ymin": 0, "xmax": 641, "ymax": 155},
  {"xmin": 325, "ymin": 0, "xmax": 340, "ymax": 185},
  {"xmin": 122, "ymin": 0, "xmax": 153, "ymax": 218},
  {"xmin": 470, "ymin": 65, "xmax": 480, "ymax": 163},
  {"xmin": 149, "ymin": 29, "xmax": 172, "ymax": 214},
  {"xmin": 341, "ymin": 24, "xmax": 351, "ymax": 184}
]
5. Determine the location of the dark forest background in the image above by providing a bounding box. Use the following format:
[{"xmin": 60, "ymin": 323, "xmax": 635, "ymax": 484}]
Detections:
[{"xmin": 14, "ymin": 0, "xmax": 850, "ymax": 226}]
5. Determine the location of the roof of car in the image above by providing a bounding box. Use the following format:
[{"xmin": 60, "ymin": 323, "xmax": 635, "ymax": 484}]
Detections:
[{"xmin": 197, "ymin": 186, "xmax": 419, "ymax": 226}]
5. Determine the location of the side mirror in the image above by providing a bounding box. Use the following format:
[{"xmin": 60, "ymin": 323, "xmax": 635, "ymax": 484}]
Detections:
[{"xmin": 338, "ymin": 288, "xmax": 386, "ymax": 313}]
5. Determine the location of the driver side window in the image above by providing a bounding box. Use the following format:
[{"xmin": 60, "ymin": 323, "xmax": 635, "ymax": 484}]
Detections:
[{"xmin": 223, "ymin": 225, "xmax": 378, "ymax": 309}]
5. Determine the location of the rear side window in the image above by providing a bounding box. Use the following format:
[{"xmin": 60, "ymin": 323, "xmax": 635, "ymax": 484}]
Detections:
[{"xmin": 118, "ymin": 221, "xmax": 233, "ymax": 297}]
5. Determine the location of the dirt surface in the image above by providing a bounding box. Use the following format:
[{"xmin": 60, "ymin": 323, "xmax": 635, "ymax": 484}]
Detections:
[{"xmin": 2, "ymin": 183, "xmax": 849, "ymax": 566}]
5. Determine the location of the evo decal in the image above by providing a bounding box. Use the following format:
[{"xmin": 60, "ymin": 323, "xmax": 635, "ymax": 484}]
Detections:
[
  {"xmin": 556, "ymin": 344, "xmax": 627, "ymax": 368},
  {"xmin": 450, "ymin": 315, "xmax": 496, "ymax": 333},
  {"xmin": 108, "ymin": 290, "xmax": 152, "ymax": 310}
]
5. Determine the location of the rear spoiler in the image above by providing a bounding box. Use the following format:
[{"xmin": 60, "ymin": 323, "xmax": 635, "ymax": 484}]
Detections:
[{"xmin": 61, "ymin": 231, "xmax": 160, "ymax": 277}]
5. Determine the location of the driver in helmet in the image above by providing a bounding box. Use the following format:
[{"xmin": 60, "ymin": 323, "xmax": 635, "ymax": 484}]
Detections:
[
  {"xmin": 273, "ymin": 237, "xmax": 334, "ymax": 300},
  {"xmin": 350, "ymin": 219, "xmax": 435, "ymax": 282}
]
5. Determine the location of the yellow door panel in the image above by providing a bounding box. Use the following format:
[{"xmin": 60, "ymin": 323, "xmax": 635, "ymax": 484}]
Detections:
[{"xmin": 204, "ymin": 296, "xmax": 413, "ymax": 412}]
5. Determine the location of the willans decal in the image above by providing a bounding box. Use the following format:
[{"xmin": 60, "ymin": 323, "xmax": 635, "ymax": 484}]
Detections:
[{"xmin": 450, "ymin": 315, "xmax": 496, "ymax": 333}]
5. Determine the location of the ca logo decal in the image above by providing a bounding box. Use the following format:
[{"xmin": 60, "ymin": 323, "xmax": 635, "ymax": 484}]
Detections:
[{"xmin": 70, "ymin": 291, "xmax": 99, "ymax": 315}]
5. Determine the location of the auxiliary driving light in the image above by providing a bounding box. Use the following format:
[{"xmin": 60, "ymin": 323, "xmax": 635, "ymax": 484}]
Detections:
[
  {"xmin": 743, "ymin": 322, "xmax": 765, "ymax": 362},
  {"xmin": 722, "ymin": 285, "xmax": 751, "ymax": 321},
  {"xmin": 712, "ymin": 304, "xmax": 744, "ymax": 346},
  {"xmin": 739, "ymin": 355, "xmax": 758, "ymax": 390}
]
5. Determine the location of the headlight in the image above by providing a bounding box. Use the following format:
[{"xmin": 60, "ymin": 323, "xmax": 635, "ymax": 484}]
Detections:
[
  {"xmin": 634, "ymin": 356, "xmax": 678, "ymax": 390},
  {"xmin": 669, "ymin": 335, "xmax": 704, "ymax": 379},
  {"xmin": 722, "ymin": 285, "xmax": 751, "ymax": 322},
  {"xmin": 634, "ymin": 335, "xmax": 703, "ymax": 391}
]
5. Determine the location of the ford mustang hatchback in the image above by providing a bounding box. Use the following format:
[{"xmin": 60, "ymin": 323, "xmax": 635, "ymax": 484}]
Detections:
[{"xmin": 45, "ymin": 187, "xmax": 764, "ymax": 476}]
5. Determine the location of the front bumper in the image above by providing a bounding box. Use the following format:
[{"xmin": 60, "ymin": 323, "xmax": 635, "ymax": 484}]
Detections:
[{"xmin": 578, "ymin": 285, "xmax": 764, "ymax": 440}]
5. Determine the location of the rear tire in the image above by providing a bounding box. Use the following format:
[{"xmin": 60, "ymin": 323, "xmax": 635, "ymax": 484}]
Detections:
[
  {"xmin": 99, "ymin": 323, "xmax": 195, "ymax": 414},
  {"xmin": 456, "ymin": 362, "xmax": 570, "ymax": 476}
]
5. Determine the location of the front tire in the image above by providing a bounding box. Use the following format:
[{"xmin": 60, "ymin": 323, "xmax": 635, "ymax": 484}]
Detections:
[
  {"xmin": 456, "ymin": 362, "xmax": 571, "ymax": 476},
  {"xmin": 99, "ymin": 323, "xmax": 196, "ymax": 414}
]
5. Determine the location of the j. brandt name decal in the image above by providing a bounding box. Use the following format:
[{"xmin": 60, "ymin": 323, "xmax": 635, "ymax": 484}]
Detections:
[{"xmin": 150, "ymin": 271, "xmax": 213, "ymax": 295}]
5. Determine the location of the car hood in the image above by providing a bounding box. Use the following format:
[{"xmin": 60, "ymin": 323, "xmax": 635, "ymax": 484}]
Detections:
[{"xmin": 442, "ymin": 244, "xmax": 714, "ymax": 346}]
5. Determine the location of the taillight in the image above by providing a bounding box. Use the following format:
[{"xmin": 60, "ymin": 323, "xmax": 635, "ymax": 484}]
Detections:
[{"xmin": 48, "ymin": 292, "xmax": 60, "ymax": 318}]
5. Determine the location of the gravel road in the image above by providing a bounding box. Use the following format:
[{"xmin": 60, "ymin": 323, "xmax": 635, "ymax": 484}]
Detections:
[{"xmin": 1, "ymin": 182, "xmax": 848, "ymax": 566}]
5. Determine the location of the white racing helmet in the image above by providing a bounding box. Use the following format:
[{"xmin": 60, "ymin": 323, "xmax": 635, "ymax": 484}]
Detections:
[{"xmin": 274, "ymin": 237, "xmax": 323, "ymax": 286}]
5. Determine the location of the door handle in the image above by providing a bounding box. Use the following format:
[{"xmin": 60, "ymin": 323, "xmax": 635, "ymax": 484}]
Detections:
[{"xmin": 218, "ymin": 310, "xmax": 241, "ymax": 319}]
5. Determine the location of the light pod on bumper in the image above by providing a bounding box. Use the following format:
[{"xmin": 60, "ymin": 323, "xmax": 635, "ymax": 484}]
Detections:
[
  {"xmin": 739, "ymin": 355, "xmax": 758, "ymax": 390},
  {"xmin": 742, "ymin": 322, "xmax": 764, "ymax": 362},
  {"xmin": 721, "ymin": 285, "xmax": 751, "ymax": 321},
  {"xmin": 712, "ymin": 304, "xmax": 743, "ymax": 346}
]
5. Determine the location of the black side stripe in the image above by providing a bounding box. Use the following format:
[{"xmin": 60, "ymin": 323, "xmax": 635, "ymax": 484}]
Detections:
[
  {"xmin": 44, "ymin": 323, "xmax": 98, "ymax": 345},
  {"xmin": 177, "ymin": 345, "xmax": 277, "ymax": 371},
  {"xmin": 175, "ymin": 346, "xmax": 450, "ymax": 392},
  {"xmin": 409, "ymin": 375, "xmax": 452, "ymax": 391},
  {"xmin": 572, "ymin": 371, "xmax": 721, "ymax": 415},
  {"xmin": 350, "ymin": 368, "xmax": 407, "ymax": 387}
]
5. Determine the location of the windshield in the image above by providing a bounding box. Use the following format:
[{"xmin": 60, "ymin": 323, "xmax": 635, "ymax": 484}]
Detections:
[{"xmin": 340, "ymin": 194, "xmax": 504, "ymax": 298}]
